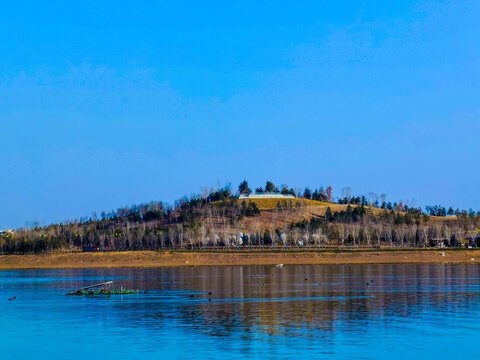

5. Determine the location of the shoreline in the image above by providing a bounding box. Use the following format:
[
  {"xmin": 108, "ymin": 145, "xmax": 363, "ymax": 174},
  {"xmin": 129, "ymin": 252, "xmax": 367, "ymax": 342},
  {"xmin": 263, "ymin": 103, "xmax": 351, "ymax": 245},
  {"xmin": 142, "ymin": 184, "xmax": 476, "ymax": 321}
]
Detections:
[{"xmin": 1, "ymin": 249, "xmax": 479, "ymax": 269}]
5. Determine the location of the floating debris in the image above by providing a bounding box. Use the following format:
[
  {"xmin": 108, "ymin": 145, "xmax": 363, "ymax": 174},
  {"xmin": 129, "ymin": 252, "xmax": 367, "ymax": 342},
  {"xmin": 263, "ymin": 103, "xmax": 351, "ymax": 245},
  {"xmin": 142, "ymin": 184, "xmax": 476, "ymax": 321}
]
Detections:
[
  {"xmin": 66, "ymin": 281, "xmax": 139, "ymax": 296},
  {"xmin": 275, "ymin": 264, "xmax": 284, "ymax": 268}
]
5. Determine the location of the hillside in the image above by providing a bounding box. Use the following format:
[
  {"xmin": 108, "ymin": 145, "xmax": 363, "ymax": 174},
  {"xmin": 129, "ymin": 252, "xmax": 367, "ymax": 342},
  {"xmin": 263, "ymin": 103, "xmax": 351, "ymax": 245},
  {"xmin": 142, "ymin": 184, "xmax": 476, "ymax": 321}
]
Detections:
[{"xmin": 1, "ymin": 181, "xmax": 478, "ymax": 254}]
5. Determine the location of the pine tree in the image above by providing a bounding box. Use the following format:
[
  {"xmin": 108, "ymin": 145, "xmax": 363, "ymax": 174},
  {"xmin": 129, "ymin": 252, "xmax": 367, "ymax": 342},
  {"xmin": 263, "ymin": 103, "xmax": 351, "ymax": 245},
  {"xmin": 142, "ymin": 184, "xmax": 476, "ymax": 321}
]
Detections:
[
  {"xmin": 303, "ymin": 187, "xmax": 312, "ymax": 199},
  {"xmin": 325, "ymin": 207, "xmax": 333, "ymax": 221},
  {"xmin": 265, "ymin": 181, "xmax": 276, "ymax": 193},
  {"xmin": 238, "ymin": 180, "xmax": 251, "ymax": 194}
]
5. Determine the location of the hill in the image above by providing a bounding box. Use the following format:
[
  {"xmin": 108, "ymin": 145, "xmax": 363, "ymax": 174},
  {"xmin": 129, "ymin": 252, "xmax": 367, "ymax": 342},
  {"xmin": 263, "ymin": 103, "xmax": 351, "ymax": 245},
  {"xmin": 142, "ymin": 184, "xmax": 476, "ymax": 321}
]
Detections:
[{"xmin": 0, "ymin": 180, "xmax": 478, "ymax": 254}]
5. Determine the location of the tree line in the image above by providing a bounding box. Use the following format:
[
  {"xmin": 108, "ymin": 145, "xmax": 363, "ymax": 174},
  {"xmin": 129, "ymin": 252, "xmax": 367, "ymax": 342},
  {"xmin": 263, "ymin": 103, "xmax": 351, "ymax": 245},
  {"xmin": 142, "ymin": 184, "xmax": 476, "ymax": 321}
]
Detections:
[{"xmin": 0, "ymin": 180, "xmax": 478, "ymax": 253}]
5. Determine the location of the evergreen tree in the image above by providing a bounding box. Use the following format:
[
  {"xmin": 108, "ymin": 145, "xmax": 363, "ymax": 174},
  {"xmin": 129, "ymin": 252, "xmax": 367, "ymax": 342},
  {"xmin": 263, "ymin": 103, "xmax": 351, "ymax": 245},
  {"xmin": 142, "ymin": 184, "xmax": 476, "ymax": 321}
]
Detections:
[
  {"xmin": 238, "ymin": 180, "xmax": 251, "ymax": 194},
  {"xmin": 346, "ymin": 204, "xmax": 353, "ymax": 219},
  {"xmin": 265, "ymin": 181, "xmax": 276, "ymax": 193},
  {"xmin": 326, "ymin": 207, "xmax": 333, "ymax": 221},
  {"xmin": 304, "ymin": 187, "xmax": 312, "ymax": 199},
  {"xmin": 263, "ymin": 229, "xmax": 271, "ymax": 244}
]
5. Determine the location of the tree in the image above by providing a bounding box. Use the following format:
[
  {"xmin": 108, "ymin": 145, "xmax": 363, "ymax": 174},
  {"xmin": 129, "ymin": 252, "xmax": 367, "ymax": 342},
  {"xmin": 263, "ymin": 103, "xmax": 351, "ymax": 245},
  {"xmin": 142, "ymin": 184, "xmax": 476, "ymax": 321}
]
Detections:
[
  {"xmin": 238, "ymin": 180, "xmax": 251, "ymax": 195},
  {"xmin": 325, "ymin": 207, "xmax": 333, "ymax": 222},
  {"xmin": 342, "ymin": 187, "xmax": 352, "ymax": 203},
  {"xmin": 265, "ymin": 181, "xmax": 276, "ymax": 193},
  {"xmin": 246, "ymin": 202, "xmax": 260, "ymax": 216},
  {"xmin": 263, "ymin": 229, "xmax": 271, "ymax": 244},
  {"xmin": 281, "ymin": 187, "xmax": 296, "ymax": 196},
  {"xmin": 346, "ymin": 205, "xmax": 353, "ymax": 220},
  {"xmin": 303, "ymin": 187, "xmax": 312, "ymax": 199},
  {"xmin": 326, "ymin": 186, "xmax": 333, "ymax": 202},
  {"xmin": 319, "ymin": 187, "xmax": 327, "ymax": 201}
]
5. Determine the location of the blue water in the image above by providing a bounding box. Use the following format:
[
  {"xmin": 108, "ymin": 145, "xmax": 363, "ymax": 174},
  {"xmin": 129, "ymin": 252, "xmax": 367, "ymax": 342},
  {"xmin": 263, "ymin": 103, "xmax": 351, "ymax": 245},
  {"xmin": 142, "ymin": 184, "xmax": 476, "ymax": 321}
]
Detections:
[{"xmin": 1, "ymin": 264, "xmax": 480, "ymax": 359}]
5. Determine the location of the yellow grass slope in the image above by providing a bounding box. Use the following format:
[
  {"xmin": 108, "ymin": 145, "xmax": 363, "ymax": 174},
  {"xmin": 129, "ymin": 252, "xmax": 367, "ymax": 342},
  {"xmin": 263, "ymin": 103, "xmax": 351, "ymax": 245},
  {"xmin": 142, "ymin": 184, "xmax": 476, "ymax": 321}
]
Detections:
[
  {"xmin": 209, "ymin": 198, "xmax": 456, "ymax": 233},
  {"xmin": 241, "ymin": 198, "xmax": 457, "ymax": 220},
  {"xmin": 241, "ymin": 197, "xmax": 383, "ymax": 215},
  {"xmin": 240, "ymin": 197, "xmax": 330, "ymax": 210}
]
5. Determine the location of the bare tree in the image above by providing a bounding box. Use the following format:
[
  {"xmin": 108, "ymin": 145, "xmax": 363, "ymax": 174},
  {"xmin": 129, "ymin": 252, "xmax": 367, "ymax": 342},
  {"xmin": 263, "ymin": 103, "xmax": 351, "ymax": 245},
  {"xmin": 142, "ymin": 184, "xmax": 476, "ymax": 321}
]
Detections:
[{"xmin": 342, "ymin": 187, "xmax": 352, "ymax": 202}]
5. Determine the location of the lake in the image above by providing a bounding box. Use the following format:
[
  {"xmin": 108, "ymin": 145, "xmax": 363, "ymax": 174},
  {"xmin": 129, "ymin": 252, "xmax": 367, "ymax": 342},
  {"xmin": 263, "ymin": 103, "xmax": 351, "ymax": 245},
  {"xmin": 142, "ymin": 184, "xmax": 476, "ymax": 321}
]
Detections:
[{"xmin": 1, "ymin": 264, "xmax": 480, "ymax": 359}]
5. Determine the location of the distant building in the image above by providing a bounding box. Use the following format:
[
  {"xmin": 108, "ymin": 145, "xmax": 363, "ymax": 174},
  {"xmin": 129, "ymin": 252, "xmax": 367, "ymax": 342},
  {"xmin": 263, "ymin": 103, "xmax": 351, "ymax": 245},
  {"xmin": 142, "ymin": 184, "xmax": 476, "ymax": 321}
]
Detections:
[{"xmin": 238, "ymin": 192, "xmax": 295, "ymax": 199}]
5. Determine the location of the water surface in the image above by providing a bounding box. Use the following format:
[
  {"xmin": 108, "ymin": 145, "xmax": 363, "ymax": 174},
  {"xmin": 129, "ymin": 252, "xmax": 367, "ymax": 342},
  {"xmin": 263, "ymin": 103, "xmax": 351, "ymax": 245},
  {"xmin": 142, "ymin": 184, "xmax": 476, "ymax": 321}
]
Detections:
[{"xmin": 1, "ymin": 264, "xmax": 480, "ymax": 359}]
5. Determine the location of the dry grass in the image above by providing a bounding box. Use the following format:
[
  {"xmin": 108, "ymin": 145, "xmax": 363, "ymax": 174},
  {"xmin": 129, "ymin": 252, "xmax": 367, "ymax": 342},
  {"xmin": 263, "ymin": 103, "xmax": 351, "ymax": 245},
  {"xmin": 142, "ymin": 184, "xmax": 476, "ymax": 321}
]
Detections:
[
  {"xmin": 240, "ymin": 198, "xmax": 457, "ymax": 221},
  {"xmin": 211, "ymin": 198, "xmax": 458, "ymax": 234},
  {"xmin": 192, "ymin": 198, "xmax": 458, "ymax": 235},
  {"xmin": 235, "ymin": 200, "xmax": 384, "ymax": 232}
]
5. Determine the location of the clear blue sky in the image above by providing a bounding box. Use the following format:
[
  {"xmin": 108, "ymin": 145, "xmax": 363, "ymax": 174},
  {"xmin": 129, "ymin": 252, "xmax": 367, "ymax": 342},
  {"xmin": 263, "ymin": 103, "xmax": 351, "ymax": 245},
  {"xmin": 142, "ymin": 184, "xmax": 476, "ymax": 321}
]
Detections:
[{"xmin": 1, "ymin": 0, "xmax": 479, "ymax": 229}]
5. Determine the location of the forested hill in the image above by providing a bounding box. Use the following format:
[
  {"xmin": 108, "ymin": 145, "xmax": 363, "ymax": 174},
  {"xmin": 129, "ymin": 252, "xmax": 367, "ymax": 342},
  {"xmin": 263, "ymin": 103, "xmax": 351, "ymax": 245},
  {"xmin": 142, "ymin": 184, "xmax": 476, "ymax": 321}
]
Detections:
[{"xmin": 1, "ymin": 180, "xmax": 479, "ymax": 254}]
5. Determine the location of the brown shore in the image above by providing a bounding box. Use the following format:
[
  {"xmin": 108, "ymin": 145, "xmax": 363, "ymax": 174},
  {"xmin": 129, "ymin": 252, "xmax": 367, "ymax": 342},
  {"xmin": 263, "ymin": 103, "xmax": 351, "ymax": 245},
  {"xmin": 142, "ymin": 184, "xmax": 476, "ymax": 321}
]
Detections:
[{"xmin": 0, "ymin": 249, "xmax": 479, "ymax": 269}]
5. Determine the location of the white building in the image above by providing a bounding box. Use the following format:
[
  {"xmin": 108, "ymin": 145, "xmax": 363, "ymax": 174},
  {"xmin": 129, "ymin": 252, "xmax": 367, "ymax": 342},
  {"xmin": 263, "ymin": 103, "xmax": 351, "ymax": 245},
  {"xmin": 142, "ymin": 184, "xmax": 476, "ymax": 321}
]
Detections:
[{"xmin": 238, "ymin": 192, "xmax": 295, "ymax": 199}]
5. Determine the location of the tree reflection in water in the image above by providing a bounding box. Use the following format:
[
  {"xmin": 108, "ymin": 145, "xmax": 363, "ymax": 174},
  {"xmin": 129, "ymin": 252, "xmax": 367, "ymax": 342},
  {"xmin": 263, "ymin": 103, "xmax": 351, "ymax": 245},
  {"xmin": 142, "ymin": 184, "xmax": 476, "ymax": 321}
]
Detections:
[
  {"xmin": 105, "ymin": 264, "xmax": 480, "ymax": 345},
  {"xmin": 4, "ymin": 264, "xmax": 480, "ymax": 359}
]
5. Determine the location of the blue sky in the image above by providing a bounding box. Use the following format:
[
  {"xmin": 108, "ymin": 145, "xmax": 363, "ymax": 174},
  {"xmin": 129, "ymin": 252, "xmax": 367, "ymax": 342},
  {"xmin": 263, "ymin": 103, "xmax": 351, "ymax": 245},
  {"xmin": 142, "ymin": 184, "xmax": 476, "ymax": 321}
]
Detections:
[{"xmin": 1, "ymin": 0, "xmax": 479, "ymax": 228}]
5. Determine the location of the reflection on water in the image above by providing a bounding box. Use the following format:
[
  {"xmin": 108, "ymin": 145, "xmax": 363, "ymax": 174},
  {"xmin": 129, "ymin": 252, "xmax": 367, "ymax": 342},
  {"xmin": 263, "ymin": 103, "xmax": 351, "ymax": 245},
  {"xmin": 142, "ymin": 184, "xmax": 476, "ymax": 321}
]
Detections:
[{"xmin": 1, "ymin": 264, "xmax": 480, "ymax": 359}]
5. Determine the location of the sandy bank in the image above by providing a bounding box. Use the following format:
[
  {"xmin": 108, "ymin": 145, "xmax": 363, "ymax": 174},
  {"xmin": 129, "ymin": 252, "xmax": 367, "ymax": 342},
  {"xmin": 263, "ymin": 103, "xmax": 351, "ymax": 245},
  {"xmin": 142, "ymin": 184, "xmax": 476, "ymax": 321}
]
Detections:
[{"xmin": 1, "ymin": 250, "xmax": 480, "ymax": 269}]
